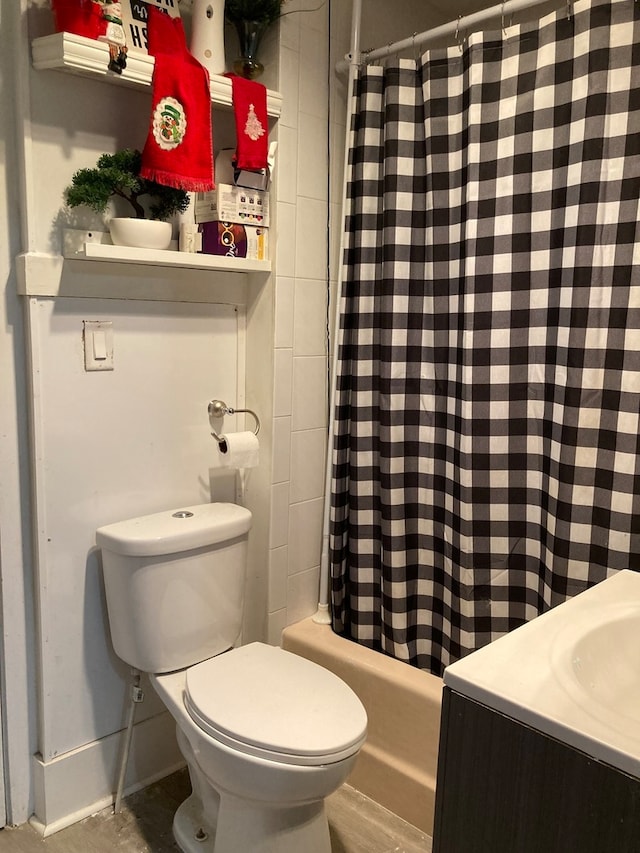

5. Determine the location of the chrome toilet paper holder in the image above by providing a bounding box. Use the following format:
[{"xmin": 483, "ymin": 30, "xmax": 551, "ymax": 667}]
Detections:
[{"xmin": 208, "ymin": 399, "xmax": 261, "ymax": 445}]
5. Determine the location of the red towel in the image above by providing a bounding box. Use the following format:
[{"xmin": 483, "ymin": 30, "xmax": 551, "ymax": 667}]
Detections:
[
  {"xmin": 226, "ymin": 74, "xmax": 269, "ymax": 172},
  {"xmin": 140, "ymin": 7, "xmax": 214, "ymax": 191}
]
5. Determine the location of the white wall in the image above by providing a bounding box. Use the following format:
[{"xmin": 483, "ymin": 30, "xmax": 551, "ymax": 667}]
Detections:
[
  {"xmin": 27, "ymin": 296, "xmax": 240, "ymax": 832},
  {"xmin": 30, "ymin": 299, "xmax": 239, "ymax": 762},
  {"xmin": 265, "ymin": 1, "xmax": 331, "ymax": 642},
  {"xmin": 0, "ymin": 0, "xmax": 39, "ymax": 827}
]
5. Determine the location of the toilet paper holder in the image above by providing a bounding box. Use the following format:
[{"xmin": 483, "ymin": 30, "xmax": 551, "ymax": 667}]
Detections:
[{"xmin": 208, "ymin": 399, "xmax": 261, "ymax": 444}]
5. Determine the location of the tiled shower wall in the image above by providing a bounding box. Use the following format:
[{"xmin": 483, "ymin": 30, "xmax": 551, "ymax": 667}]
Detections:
[{"xmin": 267, "ymin": 3, "xmax": 331, "ymax": 640}]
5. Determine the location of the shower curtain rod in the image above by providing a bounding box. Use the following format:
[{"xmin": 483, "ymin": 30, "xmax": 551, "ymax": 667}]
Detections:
[{"xmin": 340, "ymin": 0, "xmax": 566, "ymax": 69}]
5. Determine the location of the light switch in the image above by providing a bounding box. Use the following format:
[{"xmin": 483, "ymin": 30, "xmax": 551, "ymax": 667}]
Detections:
[
  {"xmin": 93, "ymin": 330, "xmax": 107, "ymax": 360},
  {"xmin": 84, "ymin": 320, "xmax": 114, "ymax": 371}
]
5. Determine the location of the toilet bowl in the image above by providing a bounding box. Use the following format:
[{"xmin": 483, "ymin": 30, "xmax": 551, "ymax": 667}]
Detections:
[
  {"xmin": 96, "ymin": 503, "xmax": 367, "ymax": 853},
  {"xmin": 153, "ymin": 642, "xmax": 366, "ymax": 853}
]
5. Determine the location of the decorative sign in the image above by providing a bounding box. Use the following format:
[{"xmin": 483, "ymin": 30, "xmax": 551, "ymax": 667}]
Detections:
[{"xmin": 119, "ymin": 0, "xmax": 181, "ymax": 55}]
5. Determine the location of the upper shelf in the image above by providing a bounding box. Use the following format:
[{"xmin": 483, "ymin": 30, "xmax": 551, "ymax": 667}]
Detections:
[
  {"xmin": 62, "ymin": 229, "xmax": 270, "ymax": 273},
  {"xmin": 31, "ymin": 32, "xmax": 283, "ymax": 119},
  {"xmin": 16, "ymin": 230, "xmax": 269, "ymax": 304}
]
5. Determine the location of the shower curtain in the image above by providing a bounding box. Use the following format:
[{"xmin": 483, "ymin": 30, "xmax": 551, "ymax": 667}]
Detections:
[{"xmin": 330, "ymin": 0, "xmax": 640, "ymax": 675}]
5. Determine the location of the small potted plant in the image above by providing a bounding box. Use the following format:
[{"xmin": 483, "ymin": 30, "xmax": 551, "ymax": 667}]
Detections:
[
  {"xmin": 64, "ymin": 148, "xmax": 190, "ymax": 249},
  {"xmin": 224, "ymin": 0, "xmax": 286, "ymax": 79}
]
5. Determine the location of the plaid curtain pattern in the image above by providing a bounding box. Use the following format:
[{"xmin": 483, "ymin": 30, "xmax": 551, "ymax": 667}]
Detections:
[{"xmin": 330, "ymin": 0, "xmax": 640, "ymax": 675}]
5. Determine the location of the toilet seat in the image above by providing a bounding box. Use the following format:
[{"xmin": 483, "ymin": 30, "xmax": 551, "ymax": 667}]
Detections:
[{"xmin": 184, "ymin": 643, "xmax": 367, "ymax": 767}]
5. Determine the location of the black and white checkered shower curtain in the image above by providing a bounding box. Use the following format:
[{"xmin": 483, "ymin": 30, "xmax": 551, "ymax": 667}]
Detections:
[{"xmin": 330, "ymin": 0, "xmax": 640, "ymax": 675}]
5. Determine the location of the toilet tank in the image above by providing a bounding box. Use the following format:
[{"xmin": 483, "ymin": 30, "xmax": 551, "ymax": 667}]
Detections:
[{"xmin": 96, "ymin": 503, "xmax": 252, "ymax": 674}]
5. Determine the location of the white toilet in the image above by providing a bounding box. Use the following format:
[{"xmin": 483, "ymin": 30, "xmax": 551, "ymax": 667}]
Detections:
[{"xmin": 96, "ymin": 502, "xmax": 367, "ymax": 853}]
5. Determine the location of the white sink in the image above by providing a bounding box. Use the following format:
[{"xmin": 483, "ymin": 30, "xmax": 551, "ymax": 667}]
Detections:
[
  {"xmin": 444, "ymin": 570, "xmax": 640, "ymax": 778},
  {"xmin": 565, "ymin": 604, "xmax": 640, "ymax": 731}
]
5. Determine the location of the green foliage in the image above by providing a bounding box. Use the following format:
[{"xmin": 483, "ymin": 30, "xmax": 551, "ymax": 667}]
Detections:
[
  {"xmin": 224, "ymin": 0, "xmax": 284, "ymax": 25},
  {"xmin": 64, "ymin": 149, "xmax": 190, "ymax": 221}
]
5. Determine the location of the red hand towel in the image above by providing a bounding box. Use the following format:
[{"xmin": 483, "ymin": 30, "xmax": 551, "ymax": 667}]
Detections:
[
  {"xmin": 140, "ymin": 7, "xmax": 214, "ymax": 191},
  {"xmin": 226, "ymin": 74, "xmax": 269, "ymax": 171}
]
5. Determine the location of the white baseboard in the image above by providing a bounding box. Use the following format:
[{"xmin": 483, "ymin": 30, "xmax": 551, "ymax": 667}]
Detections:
[{"xmin": 31, "ymin": 711, "xmax": 184, "ymax": 837}]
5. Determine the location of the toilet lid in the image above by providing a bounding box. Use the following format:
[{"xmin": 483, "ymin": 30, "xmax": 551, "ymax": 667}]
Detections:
[{"xmin": 184, "ymin": 643, "xmax": 367, "ymax": 766}]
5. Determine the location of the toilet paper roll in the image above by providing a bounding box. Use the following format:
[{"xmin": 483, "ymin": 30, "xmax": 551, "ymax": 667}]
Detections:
[{"xmin": 215, "ymin": 431, "xmax": 259, "ymax": 469}]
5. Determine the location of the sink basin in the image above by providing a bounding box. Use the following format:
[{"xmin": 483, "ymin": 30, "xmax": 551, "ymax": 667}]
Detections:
[
  {"xmin": 444, "ymin": 570, "xmax": 640, "ymax": 779},
  {"xmin": 568, "ymin": 605, "xmax": 640, "ymax": 730}
]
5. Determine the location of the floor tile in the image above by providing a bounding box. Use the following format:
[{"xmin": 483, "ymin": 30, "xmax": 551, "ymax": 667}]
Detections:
[{"xmin": 0, "ymin": 770, "xmax": 433, "ymax": 853}]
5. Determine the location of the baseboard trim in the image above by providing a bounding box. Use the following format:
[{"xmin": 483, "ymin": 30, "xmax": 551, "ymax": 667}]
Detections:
[{"xmin": 31, "ymin": 711, "xmax": 184, "ymax": 836}]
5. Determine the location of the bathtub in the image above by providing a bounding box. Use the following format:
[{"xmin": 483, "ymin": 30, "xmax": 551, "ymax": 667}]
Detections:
[{"xmin": 282, "ymin": 618, "xmax": 443, "ymax": 835}]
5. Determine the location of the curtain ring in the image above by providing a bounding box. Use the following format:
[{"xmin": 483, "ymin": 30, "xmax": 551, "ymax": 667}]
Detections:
[
  {"xmin": 501, "ymin": 0, "xmax": 511, "ymax": 34},
  {"xmin": 566, "ymin": 0, "xmax": 572, "ymax": 19},
  {"xmin": 412, "ymin": 32, "xmax": 419, "ymax": 61},
  {"xmin": 455, "ymin": 15, "xmax": 464, "ymax": 52},
  {"xmin": 501, "ymin": 0, "xmax": 513, "ymax": 35}
]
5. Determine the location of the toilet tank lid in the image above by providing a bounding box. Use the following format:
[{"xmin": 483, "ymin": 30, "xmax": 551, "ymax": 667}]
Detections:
[{"xmin": 96, "ymin": 503, "xmax": 252, "ymax": 557}]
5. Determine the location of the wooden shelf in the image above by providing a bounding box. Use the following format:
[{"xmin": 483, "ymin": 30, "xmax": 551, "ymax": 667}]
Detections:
[
  {"xmin": 16, "ymin": 230, "xmax": 269, "ymax": 304},
  {"xmin": 73, "ymin": 241, "xmax": 270, "ymax": 272},
  {"xmin": 31, "ymin": 31, "xmax": 283, "ymax": 118},
  {"xmin": 62, "ymin": 229, "xmax": 270, "ymax": 273}
]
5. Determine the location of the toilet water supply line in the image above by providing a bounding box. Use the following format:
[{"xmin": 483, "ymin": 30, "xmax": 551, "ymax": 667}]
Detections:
[
  {"xmin": 113, "ymin": 668, "xmax": 144, "ymax": 814},
  {"xmin": 314, "ymin": 0, "xmax": 363, "ymax": 624}
]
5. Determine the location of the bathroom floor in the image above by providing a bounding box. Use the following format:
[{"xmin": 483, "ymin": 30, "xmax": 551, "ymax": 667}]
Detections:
[{"xmin": 0, "ymin": 769, "xmax": 432, "ymax": 853}]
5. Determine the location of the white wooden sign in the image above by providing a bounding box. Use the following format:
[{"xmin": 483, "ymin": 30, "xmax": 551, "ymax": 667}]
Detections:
[{"xmin": 120, "ymin": 0, "xmax": 181, "ymax": 55}]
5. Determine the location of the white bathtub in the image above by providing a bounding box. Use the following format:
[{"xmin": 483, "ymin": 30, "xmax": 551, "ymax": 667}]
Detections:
[
  {"xmin": 444, "ymin": 569, "xmax": 640, "ymax": 779},
  {"xmin": 282, "ymin": 618, "xmax": 443, "ymax": 835}
]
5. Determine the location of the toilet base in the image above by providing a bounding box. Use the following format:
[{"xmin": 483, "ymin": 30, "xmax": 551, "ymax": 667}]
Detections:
[
  {"xmin": 173, "ymin": 794, "xmax": 215, "ymax": 853},
  {"xmin": 172, "ymin": 789, "xmax": 331, "ymax": 853}
]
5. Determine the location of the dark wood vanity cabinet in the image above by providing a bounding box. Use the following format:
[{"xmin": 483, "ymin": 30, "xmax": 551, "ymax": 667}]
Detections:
[{"xmin": 432, "ymin": 687, "xmax": 640, "ymax": 853}]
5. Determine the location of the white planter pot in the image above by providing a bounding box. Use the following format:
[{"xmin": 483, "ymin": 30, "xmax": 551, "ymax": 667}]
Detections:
[{"xmin": 109, "ymin": 218, "xmax": 172, "ymax": 250}]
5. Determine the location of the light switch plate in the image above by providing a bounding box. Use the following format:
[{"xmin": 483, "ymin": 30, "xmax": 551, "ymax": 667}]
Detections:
[{"xmin": 83, "ymin": 320, "xmax": 114, "ymax": 371}]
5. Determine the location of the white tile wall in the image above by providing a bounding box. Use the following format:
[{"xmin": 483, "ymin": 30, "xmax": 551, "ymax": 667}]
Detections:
[
  {"xmin": 269, "ymin": 481, "xmax": 291, "ymax": 549},
  {"xmin": 278, "ymin": 46, "xmax": 300, "ymax": 129},
  {"xmin": 268, "ymin": 545, "xmax": 289, "ymax": 612},
  {"xmin": 275, "ymin": 202, "xmax": 297, "ymax": 277},
  {"xmin": 272, "ymin": 416, "xmax": 292, "ymax": 484},
  {"xmin": 288, "ymin": 498, "xmax": 324, "ymax": 575},
  {"xmin": 267, "ymin": 608, "xmax": 288, "ymax": 645},
  {"xmin": 287, "ymin": 566, "xmax": 321, "ymax": 624},
  {"xmin": 297, "ymin": 113, "xmax": 329, "ymax": 202},
  {"xmin": 273, "ymin": 348, "xmax": 293, "ymax": 417},
  {"xmin": 267, "ymin": 2, "xmax": 331, "ymax": 640},
  {"xmin": 292, "ymin": 356, "xmax": 327, "ymax": 431},
  {"xmin": 298, "ymin": 28, "xmax": 329, "ymax": 118},
  {"xmin": 274, "ymin": 276, "xmax": 295, "ymax": 348},
  {"xmin": 293, "ymin": 278, "xmax": 328, "ymax": 356},
  {"xmin": 276, "ymin": 125, "xmax": 299, "ymax": 204},
  {"xmin": 295, "ymin": 197, "xmax": 328, "ymax": 279},
  {"xmin": 290, "ymin": 428, "xmax": 326, "ymax": 503}
]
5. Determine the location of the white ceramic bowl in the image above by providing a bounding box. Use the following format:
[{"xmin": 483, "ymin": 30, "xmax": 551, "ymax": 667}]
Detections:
[{"xmin": 109, "ymin": 217, "xmax": 172, "ymax": 250}]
